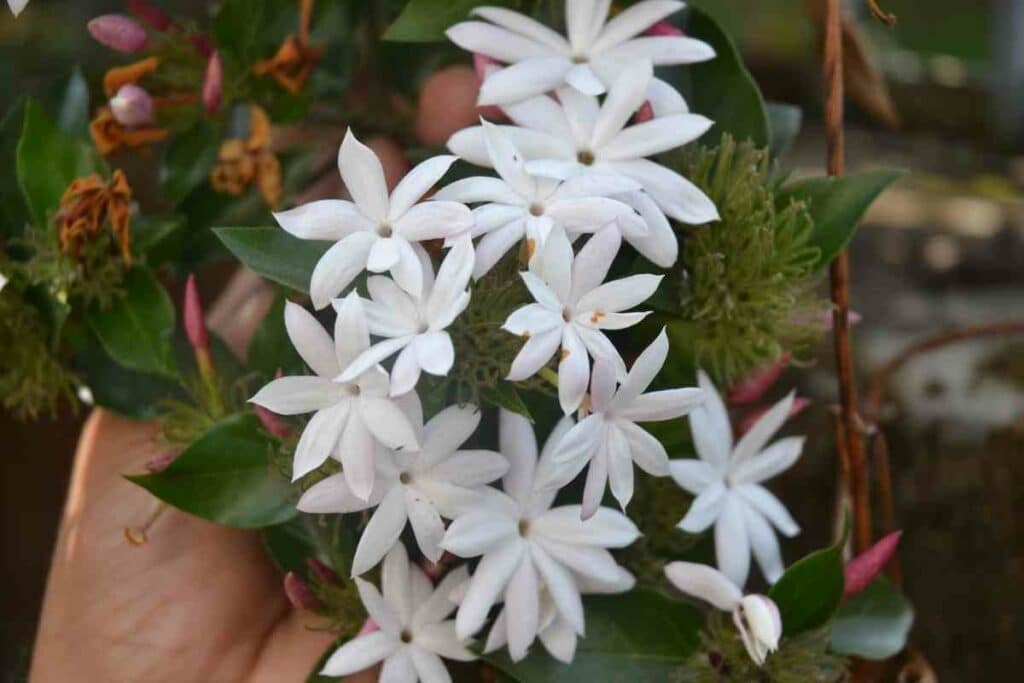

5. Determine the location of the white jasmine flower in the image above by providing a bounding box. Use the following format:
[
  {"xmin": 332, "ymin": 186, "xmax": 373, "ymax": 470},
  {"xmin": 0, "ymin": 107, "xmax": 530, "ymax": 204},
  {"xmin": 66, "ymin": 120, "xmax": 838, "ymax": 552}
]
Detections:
[
  {"xmin": 298, "ymin": 403, "xmax": 507, "ymax": 576},
  {"xmin": 0, "ymin": 271, "xmax": 7, "ymax": 292},
  {"xmin": 248, "ymin": 294, "xmax": 419, "ymax": 500},
  {"xmin": 441, "ymin": 410, "xmax": 640, "ymax": 656},
  {"xmin": 337, "ymin": 236, "xmax": 474, "ymax": 397},
  {"xmin": 670, "ymin": 371, "xmax": 803, "ymax": 587},
  {"xmin": 503, "ymin": 224, "xmax": 660, "ymax": 414},
  {"xmin": 446, "ymin": 0, "xmax": 714, "ymax": 113},
  {"xmin": 8, "ymin": 0, "xmax": 29, "ymax": 17},
  {"xmin": 274, "ymin": 129, "xmax": 473, "ymax": 308},
  {"xmin": 664, "ymin": 561, "xmax": 782, "ymax": 667},
  {"xmin": 434, "ymin": 121, "xmax": 646, "ymax": 279},
  {"xmin": 448, "ymin": 60, "xmax": 718, "ymax": 266},
  {"xmin": 541, "ymin": 329, "xmax": 704, "ymax": 518},
  {"xmin": 321, "ymin": 543, "xmax": 475, "ymax": 681}
]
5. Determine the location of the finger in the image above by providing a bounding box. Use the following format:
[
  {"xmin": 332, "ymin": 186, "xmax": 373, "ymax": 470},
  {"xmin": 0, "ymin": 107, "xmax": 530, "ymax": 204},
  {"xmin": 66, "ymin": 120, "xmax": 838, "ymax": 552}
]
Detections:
[{"xmin": 415, "ymin": 65, "xmax": 488, "ymax": 146}]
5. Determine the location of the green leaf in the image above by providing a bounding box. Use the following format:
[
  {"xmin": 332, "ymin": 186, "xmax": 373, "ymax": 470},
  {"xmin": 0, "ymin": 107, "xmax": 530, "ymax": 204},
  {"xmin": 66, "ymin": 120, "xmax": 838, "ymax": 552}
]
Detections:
[
  {"xmin": 247, "ymin": 295, "xmax": 305, "ymax": 380},
  {"xmin": 161, "ymin": 120, "xmax": 220, "ymax": 204},
  {"xmin": 769, "ymin": 527, "xmax": 848, "ymax": 636},
  {"xmin": 16, "ymin": 99, "xmax": 106, "ymax": 227},
  {"xmin": 263, "ymin": 513, "xmax": 356, "ymax": 578},
  {"xmin": 133, "ymin": 214, "xmax": 186, "ymax": 264},
  {"xmin": 485, "ymin": 589, "xmax": 703, "ymax": 682},
  {"xmin": 778, "ymin": 169, "xmax": 904, "ymax": 269},
  {"xmin": 128, "ymin": 413, "xmax": 297, "ymax": 528},
  {"xmin": 0, "ymin": 99, "xmax": 28, "ymax": 238},
  {"xmin": 215, "ymin": 226, "xmax": 329, "ymax": 292},
  {"xmin": 480, "ymin": 382, "xmax": 533, "ymax": 422},
  {"xmin": 385, "ymin": 0, "xmax": 514, "ymax": 42},
  {"xmin": 214, "ymin": 0, "xmax": 272, "ymax": 71},
  {"xmin": 86, "ymin": 268, "xmax": 177, "ymax": 377},
  {"xmin": 766, "ymin": 102, "xmax": 802, "ymax": 161},
  {"xmin": 829, "ymin": 578, "xmax": 913, "ymax": 660}
]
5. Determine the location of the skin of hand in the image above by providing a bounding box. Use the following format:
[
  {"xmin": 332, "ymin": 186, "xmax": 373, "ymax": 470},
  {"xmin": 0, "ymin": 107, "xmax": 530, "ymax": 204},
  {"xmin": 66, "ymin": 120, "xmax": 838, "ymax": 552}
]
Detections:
[{"xmin": 30, "ymin": 73, "xmax": 481, "ymax": 683}]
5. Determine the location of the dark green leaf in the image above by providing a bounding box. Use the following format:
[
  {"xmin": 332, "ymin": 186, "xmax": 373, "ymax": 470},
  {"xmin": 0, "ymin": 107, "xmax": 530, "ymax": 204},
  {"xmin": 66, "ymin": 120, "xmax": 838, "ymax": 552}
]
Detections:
[
  {"xmin": 215, "ymin": 226, "xmax": 329, "ymax": 292},
  {"xmin": 778, "ymin": 169, "xmax": 904, "ymax": 269},
  {"xmin": 214, "ymin": 0, "xmax": 272, "ymax": 70},
  {"xmin": 247, "ymin": 295, "xmax": 305, "ymax": 380},
  {"xmin": 128, "ymin": 413, "xmax": 297, "ymax": 528},
  {"xmin": 769, "ymin": 526, "xmax": 848, "ymax": 635},
  {"xmin": 385, "ymin": 0, "xmax": 514, "ymax": 42},
  {"xmin": 86, "ymin": 267, "xmax": 177, "ymax": 377},
  {"xmin": 480, "ymin": 382, "xmax": 533, "ymax": 422},
  {"xmin": 485, "ymin": 589, "xmax": 703, "ymax": 682},
  {"xmin": 16, "ymin": 99, "xmax": 106, "ymax": 226},
  {"xmin": 132, "ymin": 214, "xmax": 186, "ymax": 265},
  {"xmin": 0, "ymin": 99, "xmax": 28, "ymax": 238},
  {"xmin": 161, "ymin": 120, "xmax": 220, "ymax": 204},
  {"xmin": 829, "ymin": 578, "xmax": 913, "ymax": 660},
  {"xmin": 766, "ymin": 102, "xmax": 802, "ymax": 161},
  {"xmin": 263, "ymin": 513, "xmax": 356, "ymax": 577}
]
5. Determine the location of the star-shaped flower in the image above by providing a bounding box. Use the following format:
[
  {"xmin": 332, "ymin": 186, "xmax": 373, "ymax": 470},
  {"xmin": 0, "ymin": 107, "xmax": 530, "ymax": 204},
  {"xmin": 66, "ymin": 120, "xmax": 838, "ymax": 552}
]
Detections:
[
  {"xmin": 540, "ymin": 329, "xmax": 704, "ymax": 518},
  {"xmin": 273, "ymin": 129, "xmax": 473, "ymax": 308},
  {"xmin": 502, "ymin": 224, "xmax": 660, "ymax": 414},
  {"xmin": 320, "ymin": 543, "xmax": 475, "ymax": 681},
  {"xmin": 669, "ymin": 371, "xmax": 804, "ymax": 587},
  {"xmin": 448, "ymin": 60, "xmax": 718, "ymax": 266},
  {"xmin": 337, "ymin": 236, "xmax": 475, "ymax": 397},
  {"xmin": 297, "ymin": 403, "xmax": 507, "ymax": 576},
  {"xmin": 446, "ymin": 0, "xmax": 713, "ymax": 112},
  {"xmin": 441, "ymin": 410, "xmax": 640, "ymax": 656},
  {"xmin": 248, "ymin": 294, "xmax": 419, "ymax": 499},
  {"xmin": 8, "ymin": 0, "xmax": 29, "ymax": 17},
  {"xmin": 434, "ymin": 121, "xmax": 645, "ymax": 279}
]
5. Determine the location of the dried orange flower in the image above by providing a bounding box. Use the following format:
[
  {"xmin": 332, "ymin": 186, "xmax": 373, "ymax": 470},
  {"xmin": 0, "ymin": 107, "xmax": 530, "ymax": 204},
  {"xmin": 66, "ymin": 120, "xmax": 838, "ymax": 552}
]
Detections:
[
  {"xmin": 210, "ymin": 106, "xmax": 282, "ymax": 208},
  {"xmin": 56, "ymin": 170, "xmax": 134, "ymax": 266},
  {"xmin": 90, "ymin": 57, "xmax": 170, "ymax": 155},
  {"xmin": 252, "ymin": 34, "xmax": 323, "ymax": 95}
]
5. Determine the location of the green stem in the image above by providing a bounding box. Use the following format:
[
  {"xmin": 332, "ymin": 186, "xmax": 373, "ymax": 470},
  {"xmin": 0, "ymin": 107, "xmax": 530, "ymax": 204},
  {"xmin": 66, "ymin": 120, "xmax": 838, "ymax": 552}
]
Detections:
[{"xmin": 538, "ymin": 366, "xmax": 559, "ymax": 388}]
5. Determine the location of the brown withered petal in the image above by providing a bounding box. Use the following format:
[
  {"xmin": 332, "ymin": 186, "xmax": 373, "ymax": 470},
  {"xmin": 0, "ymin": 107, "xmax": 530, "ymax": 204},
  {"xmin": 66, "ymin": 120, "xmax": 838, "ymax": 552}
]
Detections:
[
  {"xmin": 210, "ymin": 106, "xmax": 282, "ymax": 209},
  {"xmin": 252, "ymin": 35, "xmax": 323, "ymax": 95},
  {"xmin": 90, "ymin": 107, "xmax": 169, "ymax": 156},
  {"xmin": 57, "ymin": 169, "xmax": 134, "ymax": 266},
  {"xmin": 103, "ymin": 56, "xmax": 161, "ymax": 98}
]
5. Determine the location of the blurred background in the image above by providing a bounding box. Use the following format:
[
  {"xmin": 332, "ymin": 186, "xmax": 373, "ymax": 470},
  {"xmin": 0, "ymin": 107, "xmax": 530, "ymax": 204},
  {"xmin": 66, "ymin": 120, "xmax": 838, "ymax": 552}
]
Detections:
[{"xmin": 2, "ymin": 0, "xmax": 1022, "ymax": 680}]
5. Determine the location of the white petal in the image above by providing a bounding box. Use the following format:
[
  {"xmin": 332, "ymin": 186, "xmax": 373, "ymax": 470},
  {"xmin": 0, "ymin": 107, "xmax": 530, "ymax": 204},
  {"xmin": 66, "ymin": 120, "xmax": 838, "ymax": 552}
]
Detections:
[
  {"xmin": 274, "ymin": 199, "xmax": 371, "ymax": 241},
  {"xmin": 556, "ymin": 86, "xmax": 600, "ymax": 146},
  {"xmin": 690, "ymin": 370, "xmax": 733, "ymax": 469},
  {"xmin": 394, "ymin": 201, "xmax": 473, "ymax": 241},
  {"xmin": 389, "ymin": 155, "xmax": 458, "ymax": 221},
  {"xmin": 506, "ymin": 325, "xmax": 562, "ymax": 381},
  {"xmin": 558, "ymin": 325, "xmax": 590, "ymax": 415},
  {"xmin": 741, "ymin": 499, "xmax": 785, "ymax": 584},
  {"xmin": 601, "ymin": 35, "xmax": 716, "ymax": 66},
  {"xmin": 455, "ymin": 540, "xmax": 525, "ymax": 639},
  {"xmin": 573, "ymin": 326, "xmax": 627, "ymax": 380},
  {"xmin": 538, "ymin": 616, "xmax": 577, "ymax": 663},
  {"xmin": 502, "ymin": 92, "xmax": 576, "ymax": 141},
  {"xmin": 389, "ymin": 344, "xmax": 422, "ymax": 397},
  {"xmin": 321, "ymin": 631, "xmax": 398, "ymax": 677},
  {"xmin": 591, "ymin": 59, "xmax": 653, "ymax": 150},
  {"xmin": 359, "ymin": 397, "xmax": 421, "ymax": 451},
  {"xmin": 298, "ymin": 472, "xmax": 380, "ymax": 514},
  {"xmin": 734, "ymin": 483, "xmax": 800, "ymax": 537},
  {"xmin": 600, "ymin": 114, "xmax": 712, "ymax": 161},
  {"xmin": 333, "ymin": 290, "xmax": 372, "ymax": 369},
  {"xmin": 505, "ymin": 557, "xmax": 541, "ymax": 660},
  {"xmin": 391, "ymin": 239, "xmax": 429, "ymax": 298},
  {"xmin": 530, "ymin": 543, "xmax": 585, "ymax": 635},
  {"xmin": 566, "ymin": 0, "xmax": 597, "ymax": 51},
  {"xmin": 589, "ymin": 357, "xmax": 617, "ymax": 413},
  {"xmin": 8, "ymin": 0, "xmax": 30, "ymax": 17},
  {"xmin": 611, "ymin": 327, "xmax": 667, "ymax": 409},
  {"xmin": 367, "ymin": 275, "xmax": 418, "ymax": 319},
  {"xmin": 415, "ymin": 622, "xmax": 475, "ymax": 661},
  {"xmin": 591, "ymin": 0, "xmax": 685, "ymax": 53},
  {"xmin": 645, "ymin": 76, "xmax": 690, "ymax": 116},
  {"xmin": 618, "ymin": 388, "xmax": 705, "ymax": 422},
  {"xmin": 663, "ymin": 561, "xmax": 742, "ymax": 611},
  {"xmin": 478, "ymin": 57, "xmax": 574, "ymax": 106},
  {"xmin": 617, "ymin": 420, "xmax": 670, "ymax": 476},
  {"xmin": 518, "ymin": 271, "xmax": 562, "ymax": 311},
  {"xmin": 351, "ymin": 486, "xmax": 408, "ymax": 576},
  {"xmin": 548, "ymin": 197, "xmax": 646, "ymax": 237},
  {"xmin": 536, "ymin": 538, "xmax": 624, "ymax": 585},
  {"xmin": 340, "ymin": 129, "xmax": 390, "ymax": 222},
  {"xmin": 616, "ymin": 188, "xmax": 678, "ymax": 267},
  {"xmin": 565, "ymin": 63, "xmax": 606, "ymax": 96},
  {"xmin": 576, "ymin": 274, "xmax": 661, "ymax": 314},
  {"xmin": 442, "ymin": 510, "xmax": 518, "ymax": 557},
  {"xmin": 678, "ymin": 480, "xmax": 727, "ymax": 533},
  {"xmin": 478, "ymin": 120, "xmax": 537, "ymax": 202},
  {"xmin": 483, "ymin": 609, "xmax": 508, "ymax": 654},
  {"xmin": 731, "ymin": 392, "xmax": 796, "ymax": 467},
  {"xmin": 668, "ymin": 458, "xmax": 718, "ymax": 495},
  {"xmin": 473, "ymin": 220, "xmax": 525, "ymax": 280},
  {"xmin": 435, "ymin": 176, "xmax": 523, "ymax": 205},
  {"xmin": 731, "ymin": 437, "xmax": 805, "ymax": 485},
  {"xmin": 580, "ymin": 447, "xmax": 608, "ymax": 520},
  {"xmin": 429, "ymin": 450, "xmax": 509, "ymax": 489},
  {"xmin": 406, "ymin": 489, "xmax": 446, "ymax": 563},
  {"xmin": 293, "ymin": 401, "xmax": 350, "ymax": 480},
  {"xmin": 310, "ymin": 231, "xmax": 376, "ymax": 309},
  {"xmin": 535, "ymin": 226, "xmax": 573, "ymax": 303},
  {"xmin": 448, "ymin": 125, "xmax": 574, "ymax": 169},
  {"xmin": 412, "ymin": 332, "xmax": 455, "ymax": 377},
  {"xmin": 379, "ymin": 648, "xmax": 416, "ymax": 683},
  {"xmin": 357, "ymin": 575, "xmax": 402, "ymax": 633},
  {"xmin": 367, "ymin": 237, "xmax": 402, "ymax": 273},
  {"xmin": 426, "ymin": 238, "xmax": 474, "ymax": 327},
  {"xmin": 555, "ymin": 172, "xmax": 641, "ymax": 199},
  {"xmin": 500, "ymin": 408, "xmax": 539, "ymax": 505},
  {"xmin": 472, "ymin": 6, "xmax": 570, "ymax": 52},
  {"xmin": 611, "ymin": 158, "xmax": 720, "ymax": 224},
  {"xmin": 566, "ymin": 223, "xmax": 621, "ymax": 304},
  {"xmin": 605, "ymin": 425, "xmax": 635, "ymax": 510},
  {"xmin": 341, "ymin": 336, "xmax": 414, "ymax": 383},
  {"xmin": 534, "ymin": 506, "xmax": 639, "ymax": 547},
  {"xmin": 284, "ymin": 300, "xmax": 340, "ymax": 378},
  {"xmin": 249, "ymin": 376, "xmax": 341, "ymax": 415},
  {"xmin": 446, "ymin": 20, "xmax": 556, "ymax": 63},
  {"xmin": 340, "ymin": 412, "xmax": 380, "ymax": 503},
  {"xmin": 414, "ymin": 565, "xmax": 470, "ymax": 628},
  {"xmin": 715, "ymin": 494, "xmax": 752, "ymax": 588},
  {"xmin": 504, "ymin": 303, "xmax": 563, "ymax": 337},
  {"xmin": 420, "ymin": 404, "xmax": 482, "ymax": 466}
]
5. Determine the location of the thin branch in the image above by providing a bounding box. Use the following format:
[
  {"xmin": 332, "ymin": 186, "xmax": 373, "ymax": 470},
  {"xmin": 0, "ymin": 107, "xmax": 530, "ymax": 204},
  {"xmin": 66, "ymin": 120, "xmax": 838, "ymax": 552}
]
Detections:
[{"xmin": 865, "ymin": 0, "xmax": 898, "ymax": 26}]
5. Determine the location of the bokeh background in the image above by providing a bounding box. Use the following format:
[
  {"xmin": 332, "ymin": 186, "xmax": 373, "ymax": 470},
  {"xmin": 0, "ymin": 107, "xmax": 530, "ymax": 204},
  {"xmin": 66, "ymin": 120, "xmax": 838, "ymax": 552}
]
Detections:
[{"xmin": 2, "ymin": 0, "xmax": 1023, "ymax": 680}]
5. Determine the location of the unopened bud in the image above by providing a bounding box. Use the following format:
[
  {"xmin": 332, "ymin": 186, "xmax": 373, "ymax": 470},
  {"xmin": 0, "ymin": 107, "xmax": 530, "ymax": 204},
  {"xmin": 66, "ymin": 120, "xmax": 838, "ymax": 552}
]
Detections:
[
  {"xmin": 110, "ymin": 84, "xmax": 155, "ymax": 128},
  {"xmin": 635, "ymin": 100, "xmax": 654, "ymax": 124},
  {"xmin": 88, "ymin": 14, "xmax": 149, "ymax": 54},
  {"xmin": 739, "ymin": 396, "xmax": 810, "ymax": 434},
  {"xmin": 844, "ymin": 530, "xmax": 902, "ymax": 598},
  {"xmin": 255, "ymin": 404, "xmax": 292, "ymax": 439},
  {"xmin": 202, "ymin": 51, "xmax": 223, "ymax": 115},
  {"xmin": 733, "ymin": 594, "xmax": 782, "ymax": 667},
  {"xmin": 127, "ymin": 0, "xmax": 172, "ymax": 32},
  {"xmin": 284, "ymin": 572, "xmax": 322, "ymax": 611},
  {"xmin": 644, "ymin": 20, "xmax": 684, "ymax": 37},
  {"xmin": 145, "ymin": 451, "xmax": 178, "ymax": 473},
  {"xmin": 183, "ymin": 274, "xmax": 209, "ymax": 352},
  {"xmin": 729, "ymin": 352, "xmax": 792, "ymax": 406},
  {"xmin": 305, "ymin": 557, "xmax": 340, "ymax": 585},
  {"xmin": 358, "ymin": 617, "xmax": 379, "ymax": 636}
]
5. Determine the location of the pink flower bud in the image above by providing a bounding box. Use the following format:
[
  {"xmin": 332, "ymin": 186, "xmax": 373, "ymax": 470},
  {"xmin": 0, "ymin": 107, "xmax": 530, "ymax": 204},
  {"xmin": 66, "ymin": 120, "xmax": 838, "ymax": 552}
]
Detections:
[
  {"xmin": 88, "ymin": 14, "xmax": 149, "ymax": 53},
  {"xmin": 358, "ymin": 617, "xmax": 379, "ymax": 636},
  {"xmin": 844, "ymin": 530, "xmax": 902, "ymax": 598},
  {"xmin": 305, "ymin": 558, "xmax": 340, "ymax": 585},
  {"xmin": 635, "ymin": 100, "xmax": 654, "ymax": 124},
  {"xmin": 127, "ymin": 0, "xmax": 172, "ymax": 32},
  {"xmin": 729, "ymin": 352, "xmax": 792, "ymax": 406},
  {"xmin": 472, "ymin": 53, "xmax": 506, "ymax": 121},
  {"xmin": 109, "ymin": 84, "xmax": 155, "ymax": 128},
  {"xmin": 255, "ymin": 405, "xmax": 292, "ymax": 439},
  {"xmin": 202, "ymin": 51, "xmax": 223, "ymax": 115},
  {"xmin": 283, "ymin": 572, "xmax": 322, "ymax": 611},
  {"xmin": 145, "ymin": 451, "xmax": 178, "ymax": 473},
  {"xmin": 739, "ymin": 396, "xmax": 810, "ymax": 435},
  {"xmin": 183, "ymin": 274, "xmax": 209, "ymax": 352},
  {"xmin": 644, "ymin": 20, "xmax": 684, "ymax": 37}
]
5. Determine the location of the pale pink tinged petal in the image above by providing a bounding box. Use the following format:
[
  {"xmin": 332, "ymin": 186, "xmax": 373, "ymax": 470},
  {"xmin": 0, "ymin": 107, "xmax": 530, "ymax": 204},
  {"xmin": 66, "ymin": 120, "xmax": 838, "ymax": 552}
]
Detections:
[
  {"xmin": 611, "ymin": 327, "xmax": 668, "ymax": 409},
  {"xmin": 558, "ymin": 325, "xmax": 590, "ymax": 415},
  {"xmin": 611, "ymin": 158, "xmax": 720, "ymax": 224},
  {"xmin": 504, "ymin": 303, "xmax": 563, "ymax": 337},
  {"xmin": 731, "ymin": 392, "xmax": 796, "ymax": 466},
  {"xmin": 617, "ymin": 420, "xmax": 670, "ymax": 476},
  {"xmin": 360, "ymin": 397, "xmax": 421, "ymax": 451},
  {"xmin": 389, "ymin": 155, "xmax": 459, "ymax": 221},
  {"xmin": 538, "ymin": 617, "xmax": 577, "ymax": 663},
  {"xmin": 502, "ymin": 91, "xmax": 576, "ymax": 140},
  {"xmin": 442, "ymin": 510, "xmax": 518, "ymax": 558},
  {"xmin": 339, "ymin": 129, "xmax": 390, "ymax": 222},
  {"xmin": 554, "ymin": 172, "xmax": 641, "ymax": 199},
  {"xmin": 390, "ymin": 239, "xmax": 429, "ymax": 298},
  {"xmin": 500, "ymin": 408, "xmax": 539, "ymax": 504},
  {"xmin": 350, "ymin": 487, "xmax": 408, "ymax": 576},
  {"xmin": 535, "ymin": 505, "xmax": 640, "ymax": 547},
  {"xmin": 731, "ymin": 436, "xmax": 805, "ymax": 485},
  {"xmin": 589, "ymin": 357, "xmax": 617, "ymax": 413},
  {"xmin": 565, "ymin": 63, "xmax": 606, "ymax": 96},
  {"xmin": 406, "ymin": 490, "xmax": 446, "ymax": 563},
  {"xmin": 394, "ymin": 201, "xmax": 474, "ymax": 241},
  {"xmin": 414, "ymin": 565, "xmax": 470, "ymax": 628},
  {"xmin": 473, "ymin": 221, "xmax": 525, "ymax": 279},
  {"xmin": 446, "ymin": 21, "xmax": 556, "ymax": 62},
  {"xmin": 455, "ymin": 540, "xmax": 525, "ymax": 638},
  {"xmin": 518, "ymin": 271, "xmax": 562, "ymax": 311},
  {"xmin": 274, "ymin": 199, "xmax": 370, "ymax": 240},
  {"xmin": 678, "ymin": 480, "xmax": 727, "ymax": 533},
  {"xmin": 530, "ymin": 543, "xmax": 585, "ymax": 635},
  {"xmin": 741, "ymin": 500, "xmax": 785, "ymax": 584},
  {"xmin": 339, "ymin": 413, "xmax": 380, "ymax": 502},
  {"xmin": 505, "ymin": 557, "xmax": 541, "ymax": 660},
  {"xmin": 600, "ymin": 114, "xmax": 712, "ymax": 161},
  {"xmin": 284, "ymin": 300, "xmax": 340, "ymax": 378},
  {"xmin": 576, "ymin": 273, "xmax": 661, "ymax": 314},
  {"xmin": 429, "ymin": 450, "xmax": 508, "ymax": 487},
  {"xmin": 536, "ymin": 539, "xmax": 624, "ymax": 585},
  {"xmin": 605, "ymin": 425, "xmax": 635, "ymax": 510},
  {"xmin": 615, "ymin": 189, "xmax": 679, "ymax": 267},
  {"xmin": 668, "ymin": 458, "xmax": 718, "ymax": 495},
  {"xmin": 591, "ymin": 59, "xmax": 653, "ymax": 149},
  {"xmin": 715, "ymin": 494, "xmax": 752, "ymax": 588},
  {"xmin": 297, "ymin": 471, "xmax": 377, "ymax": 514},
  {"xmin": 378, "ymin": 648, "xmax": 416, "ymax": 683},
  {"xmin": 310, "ymin": 231, "xmax": 376, "ymax": 309},
  {"xmin": 506, "ymin": 326, "xmax": 562, "ymax": 381},
  {"xmin": 389, "ymin": 344, "xmax": 422, "ymax": 397},
  {"xmin": 663, "ymin": 561, "xmax": 742, "ymax": 611},
  {"xmin": 644, "ymin": 76, "xmax": 690, "ymax": 116},
  {"xmin": 600, "ymin": 36, "xmax": 716, "ymax": 66},
  {"xmin": 480, "ymin": 119, "xmax": 536, "ymax": 199},
  {"xmin": 249, "ymin": 376, "xmax": 341, "ymax": 415},
  {"xmin": 472, "ymin": 6, "xmax": 570, "ymax": 52},
  {"xmin": 413, "ymin": 332, "xmax": 455, "ymax": 377},
  {"xmin": 414, "ymin": 622, "xmax": 475, "ymax": 661},
  {"xmin": 321, "ymin": 631, "xmax": 399, "ymax": 677},
  {"xmin": 618, "ymin": 388, "xmax": 705, "ymax": 422},
  {"xmin": 426, "ymin": 237, "xmax": 474, "ymax": 325},
  {"xmin": 333, "ymin": 290, "xmax": 372, "ymax": 368},
  {"xmin": 734, "ymin": 483, "xmax": 800, "ymax": 537},
  {"xmin": 292, "ymin": 401, "xmax": 350, "ymax": 480},
  {"xmin": 367, "ymin": 237, "xmax": 402, "ymax": 273},
  {"xmin": 691, "ymin": 370, "xmax": 733, "ymax": 468},
  {"xmin": 340, "ymin": 336, "xmax": 414, "ymax": 383},
  {"xmin": 434, "ymin": 176, "xmax": 523, "ymax": 204},
  {"xmin": 591, "ymin": 0, "xmax": 686, "ymax": 53},
  {"xmin": 419, "ymin": 403, "xmax": 481, "ymax": 463},
  {"xmin": 409, "ymin": 646, "xmax": 452, "ymax": 683},
  {"xmin": 478, "ymin": 57, "xmax": 575, "ymax": 106}
]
